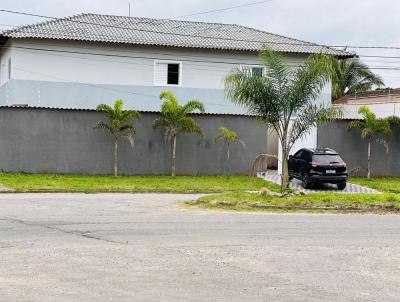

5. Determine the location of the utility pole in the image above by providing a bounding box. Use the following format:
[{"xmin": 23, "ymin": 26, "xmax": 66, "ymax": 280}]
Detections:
[{"xmin": 128, "ymin": 2, "xmax": 132, "ymax": 17}]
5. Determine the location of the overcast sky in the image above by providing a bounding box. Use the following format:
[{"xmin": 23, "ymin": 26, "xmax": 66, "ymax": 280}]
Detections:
[{"xmin": 1, "ymin": 0, "xmax": 400, "ymax": 88}]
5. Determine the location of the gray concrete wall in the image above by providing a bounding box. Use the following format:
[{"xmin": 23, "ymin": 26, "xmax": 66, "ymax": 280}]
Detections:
[
  {"xmin": 0, "ymin": 107, "xmax": 267, "ymax": 175},
  {"xmin": 318, "ymin": 120, "xmax": 400, "ymax": 177}
]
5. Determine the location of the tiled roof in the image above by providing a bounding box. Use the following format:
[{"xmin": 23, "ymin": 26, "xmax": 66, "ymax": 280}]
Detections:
[{"xmin": 1, "ymin": 13, "xmax": 353, "ymax": 57}]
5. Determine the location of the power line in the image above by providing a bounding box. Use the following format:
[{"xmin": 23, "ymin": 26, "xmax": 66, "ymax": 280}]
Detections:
[
  {"xmin": 175, "ymin": 0, "xmax": 274, "ymax": 18},
  {"xmin": 0, "ymin": 23, "xmax": 16, "ymax": 27}
]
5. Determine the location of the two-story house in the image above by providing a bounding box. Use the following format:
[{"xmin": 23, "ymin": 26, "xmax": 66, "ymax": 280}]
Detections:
[
  {"xmin": 0, "ymin": 13, "xmax": 351, "ymax": 113},
  {"xmin": 0, "ymin": 14, "xmax": 353, "ymax": 175}
]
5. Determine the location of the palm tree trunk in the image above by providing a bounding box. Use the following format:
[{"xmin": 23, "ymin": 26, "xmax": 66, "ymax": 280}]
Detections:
[
  {"xmin": 227, "ymin": 143, "xmax": 231, "ymax": 178},
  {"xmin": 367, "ymin": 140, "xmax": 371, "ymax": 179},
  {"xmin": 171, "ymin": 136, "xmax": 176, "ymax": 177},
  {"xmin": 114, "ymin": 139, "xmax": 118, "ymax": 177},
  {"xmin": 281, "ymin": 146, "xmax": 289, "ymax": 192}
]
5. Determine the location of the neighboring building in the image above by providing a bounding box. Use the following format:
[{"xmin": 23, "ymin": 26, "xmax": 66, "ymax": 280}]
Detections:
[
  {"xmin": 0, "ymin": 13, "xmax": 351, "ymax": 114},
  {"xmin": 333, "ymin": 90, "xmax": 400, "ymax": 118}
]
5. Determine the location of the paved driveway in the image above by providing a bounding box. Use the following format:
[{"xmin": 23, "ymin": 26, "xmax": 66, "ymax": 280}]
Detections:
[
  {"xmin": 1, "ymin": 193, "xmax": 399, "ymax": 301},
  {"xmin": 260, "ymin": 170, "xmax": 379, "ymax": 193}
]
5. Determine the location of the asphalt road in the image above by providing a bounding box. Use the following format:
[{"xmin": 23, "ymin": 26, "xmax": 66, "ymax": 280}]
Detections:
[{"xmin": 1, "ymin": 193, "xmax": 400, "ymax": 302}]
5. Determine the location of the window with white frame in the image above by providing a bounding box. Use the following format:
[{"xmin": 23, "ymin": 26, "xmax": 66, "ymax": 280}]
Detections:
[
  {"xmin": 154, "ymin": 60, "xmax": 182, "ymax": 86},
  {"xmin": 240, "ymin": 65, "xmax": 265, "ymax": 77}
]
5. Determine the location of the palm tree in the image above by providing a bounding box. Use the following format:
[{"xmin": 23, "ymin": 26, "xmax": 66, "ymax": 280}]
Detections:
[
  {"xmin": 225, "ymin": 47, "xmax": 341, "ymax": 191},
  {"xmin": 331, "ymin": 57, "xmax": 384, "ymax": 101},
  {"xmin": 153, "ymin": 90, "xmax": 205, "ymax": 177},
  {"xmin": 215, "ymin": 127, "xmax": 246, "ymax": 177},
  {"xmin": 348, "ymin": 106, "xmax": 391, "ymax": 179},
  {"xmin": 94, "ymin": 99, "xmax": 140, "ymax": 176}
]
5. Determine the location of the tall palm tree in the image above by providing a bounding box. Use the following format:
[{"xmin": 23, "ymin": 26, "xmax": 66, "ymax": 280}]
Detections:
[
  {"xmin": 153, "ymin": 90, "xmax": 205, "ymax": 177},
  {"xmin": 215, "ymin": 127, "xmax": 246, "ymax": 178},
  {"xmin": 225, "ymin": 47, "xmax": 341, "ymax": 191},
  {"xmin": 331, "ymin": 57, "xmax": 384, "ymax": 101},
  {"xmin": 94, "ymin": 99, "xmax": 140, "ymax": 176},
  {"xmin": 348, "ymin": 106, "xmax": 391, "ymax": 179}
]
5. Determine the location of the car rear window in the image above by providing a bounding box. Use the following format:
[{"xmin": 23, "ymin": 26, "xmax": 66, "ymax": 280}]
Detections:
[{"xmin": 312, "ymin": 154, "xmax": 343, "ymax": 164}]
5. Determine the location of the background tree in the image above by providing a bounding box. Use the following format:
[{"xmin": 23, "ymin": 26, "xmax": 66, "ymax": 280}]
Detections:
[
  {"xmin": 330, "ymin": 57, "xmax": 384, "ymax": 101},
  {"xmin": 348, "ymin": 106, "xmax": 391, "ymax": 179},
  {"xmin": 215, "ymin": 127, "xmax": 246, "ymax": 178},
  {"xmin": 225, "ymin": 47, "xmax": 341, "ymax": 191},
  {"xmin": 94, "ymin": 99, "xmax": 140, "ymax": 177},
  {"xmin": 153, "ymin": 90, "xmax": 205, "ymax": 177}
]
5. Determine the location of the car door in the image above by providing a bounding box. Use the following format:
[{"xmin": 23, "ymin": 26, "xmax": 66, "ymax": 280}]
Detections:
[
  {"xmin": 289, "ymin": 150, "xmax": 304, "ymax": 178},
  {"xmin": 299, "ymin": 150, "xmax": 311, "ymax": 175}
]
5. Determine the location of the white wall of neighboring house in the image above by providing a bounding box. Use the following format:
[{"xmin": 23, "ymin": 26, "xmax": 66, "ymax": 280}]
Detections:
[
  {"xmin": 0, "ymin": 39, "xmax": 12, "ymax": 86},
  {"xmin": 336, "ymin": 103, "xmax": 400, "ymax": 119}
]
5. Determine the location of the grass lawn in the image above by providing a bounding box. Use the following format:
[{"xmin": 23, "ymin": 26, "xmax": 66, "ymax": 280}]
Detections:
[
  {"xmin": 0, "ymin": 173, "xmax": 277, "ymax": 193},
  {"xmin": 350, "ymin": 177, "xmax": 400, "ymax": 193},
  {"xmin": 186, "ymin": 192, "xmax": 400, "ymax": 213}
]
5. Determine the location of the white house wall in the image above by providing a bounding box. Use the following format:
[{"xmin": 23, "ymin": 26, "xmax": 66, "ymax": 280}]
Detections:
[
  {"xmin": 0, "ymin": 38, "xmax": 332, "ymax": 114},
  {"xmin": 337, "ymin": 103, "xmax": 400, "ymax": 119},
  {"xmin": 0, "ymin": 39, "xmax": 12, "ymax": 85}
]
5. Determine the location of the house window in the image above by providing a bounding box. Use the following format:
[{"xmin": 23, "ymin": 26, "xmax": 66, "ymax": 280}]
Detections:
[
  {"xmin": 241, "ymin": 65, "xmax": 265, "ymax": 77},
  {"xmin": 154, "ymin": 60, "xmax": 182, "ymax": 86},
  {"xmin": 8, "ymin": 58, "xmax": 11, "ymax": 80}
]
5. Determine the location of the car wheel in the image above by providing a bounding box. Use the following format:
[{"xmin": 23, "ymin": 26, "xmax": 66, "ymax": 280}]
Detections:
[
  {"xmin": 337, "ymin": 182, "xmax": 347, "ymax": 190},
  {"xmin": 302, "ymin": 173, "xmax": 312, "ymax": 189}
]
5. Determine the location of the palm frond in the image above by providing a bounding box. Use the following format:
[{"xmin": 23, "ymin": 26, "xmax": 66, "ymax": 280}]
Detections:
[
  {"xmin": 154, "ymin": 90, "xmax": 205, "ymax": 139},
  {"xmin": 348, "ymin": 120, "xmax": 365, "ymax": 131},
  {"xmin": 348, "ymin": 105, "xmax": 392, "ymax": 140},
  {"xmin": 288, "ymin": 103, "xmax": 340, "ymax": 150},
  {"xmin": 259, "ymin": 47, "xmax": 292, "ymax": 93},
  {"xmin": 94, "ymin": 121, "xmax": 114, "ymax": 133},
  {"xmin": 331, "ymin": 58, "xmax": 384, "ymax": 100},
  {"xmin": 118, "ymin": 124, "xmax": 136, "ymax": 135},
  {"xmin": 225, "ymin": 69, "xmax": 281, "ymax": 129},
  {"xmin": 182, "ymin": 99, "xmax": 205, "ymax": 114},
  {"xmin": 96, "ymin": 103, "xmax": 114, "ymax": 116},
  {"xmin": 178, "ymin": 117, "xmax": 203, "ymax": 136},
  {"xmin": 159, "ymin": 90, "xmax": 178, "ymax": 103},
  {"xmin": 288, "ymin": 53, "xmax": 332, "ymax": 114},
  {"xmin": 153, "ymin": 117, "xmax": 169, "ymax": 130},
  {"xmin": 94, "ymin": 99, "xmax": 139, "ymax": 141}
]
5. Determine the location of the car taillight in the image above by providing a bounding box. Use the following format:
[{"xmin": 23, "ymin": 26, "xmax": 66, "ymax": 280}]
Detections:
[{"xmin": 309, "ymin": 161, "xmax": 319, "ymax": 168}]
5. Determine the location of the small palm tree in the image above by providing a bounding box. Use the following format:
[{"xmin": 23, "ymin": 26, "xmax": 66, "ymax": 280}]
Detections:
[
  {"xmin": 331, "ymin": 57, "xmax": 384, "ymax": 101},
  {"xmin": 215, "ymin": 127, "xmax": 246, "ymax": 177},
  {"xmin": 94, "ymin": 99, "xmax": 140, "ymax": 177},
  {"xmin": 153, "ymin": 90, "xmax": 205, "ymax": 177},
  {"xmin": 225, "ymin": 47, "xmax": 341, "ymax": 191},
  {"xmin": 348, "ymin": 106, "xmax": 391, "ymax": 179}
]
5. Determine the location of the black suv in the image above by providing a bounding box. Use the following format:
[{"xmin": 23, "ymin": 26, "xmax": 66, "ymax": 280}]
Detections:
[{"xmin": 288, "ymin": 148, "xmax": 348, "ymax": 190}]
